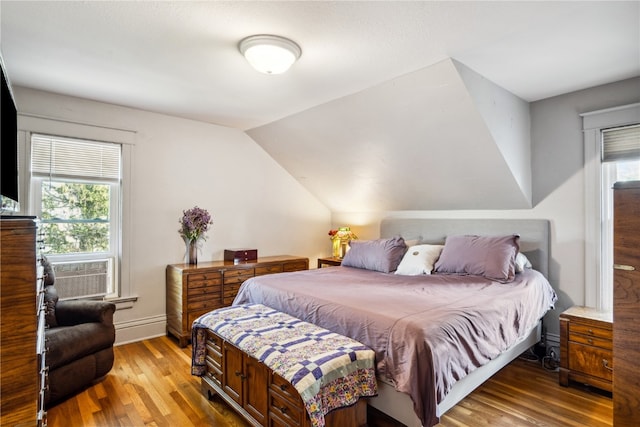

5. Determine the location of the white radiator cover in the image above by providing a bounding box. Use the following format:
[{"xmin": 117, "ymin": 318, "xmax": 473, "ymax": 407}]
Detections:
[{"xmin": 53, "ymin": 259, "xmax": 110, "ymax": 299}]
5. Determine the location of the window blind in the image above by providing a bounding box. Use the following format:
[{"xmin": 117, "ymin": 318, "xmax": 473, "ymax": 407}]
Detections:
[
  {"xmin": 602, "ymin": 124, "xmax": 640, "ymax": 162},
  {"xmin": 31, "ymin": 134, "xmax": 121, "ymax": 182}
]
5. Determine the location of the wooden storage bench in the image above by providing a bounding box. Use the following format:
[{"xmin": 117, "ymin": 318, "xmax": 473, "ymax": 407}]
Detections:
[{"xmin": 191, "ymin": 304, "xmax": 376, "ymax": 427}]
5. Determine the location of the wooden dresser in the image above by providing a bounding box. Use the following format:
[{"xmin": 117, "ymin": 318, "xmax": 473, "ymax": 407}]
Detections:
[
  {"xmin": 559, "ymin": 305, "xmax": 613, "ymax": 392},
  {"xmin": 1, "ymin": 217, "xmax": 46, "ymax": 426},
  {"xmin": 166, "ymin": 255, "xmax": 308, "ymax": 347},
  {"xmin": 612, "ymin": 181, "xmax": 640, "ymax": 426}
]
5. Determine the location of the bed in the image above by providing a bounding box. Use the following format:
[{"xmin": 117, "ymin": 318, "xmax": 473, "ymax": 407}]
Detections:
[{"xmin": 233, "ymin": 218, "xmax": 558, "ymax": 427}]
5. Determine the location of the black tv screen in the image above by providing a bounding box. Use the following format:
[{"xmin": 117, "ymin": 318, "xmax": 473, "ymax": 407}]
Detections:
[{"xmin": 1, "ymin": 59, "xmax": 19, "ymax": 203}]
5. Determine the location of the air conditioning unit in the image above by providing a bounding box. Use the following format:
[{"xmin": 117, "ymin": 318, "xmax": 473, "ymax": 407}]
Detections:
[{"xmin": 52, "ymin": 259, "xmax": 111, "ymax": 300}]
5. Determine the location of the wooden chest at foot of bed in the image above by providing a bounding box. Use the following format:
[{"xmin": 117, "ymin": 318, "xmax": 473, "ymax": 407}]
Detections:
[{"xmin": 200, "ymin": 329, "xmax": 367, "ymax": 427}]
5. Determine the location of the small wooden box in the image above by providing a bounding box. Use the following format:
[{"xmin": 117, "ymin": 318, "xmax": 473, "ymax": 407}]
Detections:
[{"xmin": 224, "ymin": 248, "xmax": 258, "ymax": 262}]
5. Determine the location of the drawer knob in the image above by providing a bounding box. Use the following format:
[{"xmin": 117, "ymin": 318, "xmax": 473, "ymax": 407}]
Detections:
[
  {"xmin": 602, "ymin": 359, "xmax": 613, "ymax": 372},
  {"xmin": 279, "ymin": 406, "xmax": 288, "ymax": 414},
  {"xmin": 587, "ymin": 329, "xmax": 594, "ymax": 335},
  {"xmin": 280, "ymin": 383, "xmax": 288, "ymax": 391},
  {"xmin": 235, "ymin": 371, "xmax": 246, "ymax": 380},
  {"xmin": 587, "ymin": 338, "xmax": 594, "ymax": 344}
]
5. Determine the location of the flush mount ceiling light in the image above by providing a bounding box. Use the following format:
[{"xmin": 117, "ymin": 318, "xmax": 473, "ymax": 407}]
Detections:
[{"xmin": 239, "ymin": 35, "xmax": 302, "ymax": 75}]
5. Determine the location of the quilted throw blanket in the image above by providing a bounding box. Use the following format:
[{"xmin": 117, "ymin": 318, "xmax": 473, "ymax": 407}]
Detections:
[{"xmin": 191, "ymin": 304, "xmax": 377, "ymax": 427}]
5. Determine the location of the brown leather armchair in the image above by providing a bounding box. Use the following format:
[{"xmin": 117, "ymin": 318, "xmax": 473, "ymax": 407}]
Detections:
[{"xmin": 42, "ymin": 257, "xmax": 116, "ymax": 406}]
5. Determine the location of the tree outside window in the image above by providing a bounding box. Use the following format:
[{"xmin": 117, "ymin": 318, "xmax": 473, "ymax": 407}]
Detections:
[{"xmin": 40, "ymin": 181, "xmax": 111, "ymax": 255}]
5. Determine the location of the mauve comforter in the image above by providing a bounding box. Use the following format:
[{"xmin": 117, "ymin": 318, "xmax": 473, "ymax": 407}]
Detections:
[{"xmin": 233, "ymin": 266, "xmax": 557, "ymax": 427}]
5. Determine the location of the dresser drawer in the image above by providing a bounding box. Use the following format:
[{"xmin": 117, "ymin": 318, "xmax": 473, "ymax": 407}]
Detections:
[
  {"xmin": 188, "ymin": 284, "xmax": 222, "ymax": 297},
  {"xmin": 269, "ymin": 388, "xmax": 304, "ymax": 427},
  {"xmin": 204, "ymin": 332, "xmax": 223, "ymax": 386},
  {"xmin": 187, "ymin": 289, "xmax": 222, "ymax": 302},
  {"xmin": 568, "ymin": 342, "xmax": 613, "ymax": 382},
  {"xmin": 223, "ymin": 274, "xmax": 252, "ymax": 285},
  {"xmin": 206, "ymin": 330, "xmax": 223, "ymax": 351},
  {"xmin": 270, "ymin": 373, "xmax": 298, "ymax": 403},
  {"xmin": 224, "ymin": 268, "xmax": 255, "ymax": 278},
  {"xmin": 223, "ymin": 283, "xmax": 241, "ymax": 298},
  {"xmin": 568, "ymin": 332, "xmax": 612, "ymax": 350},
  {"xmin": 205, "ymin": 363, "xmax": 222, "ymax": 387},
  {"xmin": 569, "ymin": 323, "xmax": 611, "ymax": 340},
  {"xmin": 283, "ymin": 260, "xmax": 308, "ymax": 272},
  {"xmin": 206, "ymin": 332, "xmax": 223, "ymax": 368},
  {"xmin": 188, "ymin": 272, "xmax": 222, "ymax": 286},
  {"xmin": 256, "ymin": 264, "xmax": 283, "ymax": 275},
  {"xmin": 187, "ymin": 297, "xmax": 222, "ymax": 311}
]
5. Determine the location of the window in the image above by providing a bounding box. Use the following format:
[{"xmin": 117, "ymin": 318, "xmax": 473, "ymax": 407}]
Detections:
[
  {"xmin": 31, "ymin": 134, "xmax": 121, "ymax": 300},
  {"xmin": 599, "ymin": 125, "xmax": 640, "ymax": 310},
  {"xmin": 582, "ymin": 104, "xmax": 640, "ymax": 311}
]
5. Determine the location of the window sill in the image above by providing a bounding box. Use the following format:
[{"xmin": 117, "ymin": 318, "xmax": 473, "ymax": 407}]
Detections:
[{"xmin": 105, "ymin": 295, "xmax": 138, "ymax": 310}]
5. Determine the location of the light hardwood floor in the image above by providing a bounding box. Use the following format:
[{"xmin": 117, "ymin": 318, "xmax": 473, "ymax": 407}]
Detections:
[{"xmin": 46, "ymin": 336, "xmax": 613, "ymax": 427}]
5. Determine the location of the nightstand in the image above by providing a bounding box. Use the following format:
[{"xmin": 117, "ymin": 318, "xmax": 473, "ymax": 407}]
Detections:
[
  {"xmin": 317, "ymin": 257, "xmax": 342, "ymax": 268},
  {"xmin": 559, "ymin": 306, "xmax": 613, "ymax": 392}
]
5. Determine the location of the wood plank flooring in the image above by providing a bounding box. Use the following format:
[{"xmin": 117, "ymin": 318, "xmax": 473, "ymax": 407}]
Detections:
[{"xmin": 46, "ymin": 336, "xmax": 612, "ymax": 427}]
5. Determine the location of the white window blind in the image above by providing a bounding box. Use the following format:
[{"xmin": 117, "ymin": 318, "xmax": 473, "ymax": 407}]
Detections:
[
  {"xmin": 602, "ymin": 124, "xmax": 640, "ymax": 162},
  {"xmin": 31, "ymin": 134, "xmax": 121, "ymax": 182}
]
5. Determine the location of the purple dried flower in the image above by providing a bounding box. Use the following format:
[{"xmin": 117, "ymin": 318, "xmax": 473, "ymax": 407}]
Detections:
[{"xmin": 179, "ymin": 206, "xmax": 213, "ymax": 242}]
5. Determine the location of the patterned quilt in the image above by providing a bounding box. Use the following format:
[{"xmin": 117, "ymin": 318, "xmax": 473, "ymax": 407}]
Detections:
[{"xmin": 191, "ymin": 303, "xmax": 377, "ymax": 427}]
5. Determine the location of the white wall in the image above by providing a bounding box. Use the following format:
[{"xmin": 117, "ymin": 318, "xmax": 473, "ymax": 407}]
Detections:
[
  {"xmin": 13, "ymin": 87, "xmax": 331, "ymax": 344},
  {"xmin": 333, "ymin": 77, "xmax": 640, "ymax": 342},
  {"xmin": 454, "ymin": 59, "xmax": 532, "ymax": 206}
]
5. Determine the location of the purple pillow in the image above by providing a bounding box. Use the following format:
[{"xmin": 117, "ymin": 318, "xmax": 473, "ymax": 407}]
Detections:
[
  {"xmin": 434, "ymin": 234, "xmax": 520, "ymax": 283},
  {"xmin": 341, "ymin": 236, "xmax": 407, "ymax": 273}
]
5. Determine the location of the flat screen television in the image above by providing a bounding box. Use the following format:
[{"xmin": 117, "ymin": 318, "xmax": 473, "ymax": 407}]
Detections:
[{"xmin": 1, "ymin": 53, "xmax": 19, "ymax": 209}]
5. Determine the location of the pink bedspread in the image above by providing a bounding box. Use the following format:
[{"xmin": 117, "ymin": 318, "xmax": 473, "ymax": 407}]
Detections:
[{"xmin": 233, "ymin": 266, "xmax": 557, "ymax": 427}]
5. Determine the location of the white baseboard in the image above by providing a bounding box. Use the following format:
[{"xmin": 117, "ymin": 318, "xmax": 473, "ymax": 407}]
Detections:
[{"xmin": 114, "ymin": 314, "xmax": 167, "ymax": 346}]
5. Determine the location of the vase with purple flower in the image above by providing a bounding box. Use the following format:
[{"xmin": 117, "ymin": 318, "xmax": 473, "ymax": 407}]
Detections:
[{"xmin": 178, "ymin": 206, "xmax": 213, "ymax": 265}]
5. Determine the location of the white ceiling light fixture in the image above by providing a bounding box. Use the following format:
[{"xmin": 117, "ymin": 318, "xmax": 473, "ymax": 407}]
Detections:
[{"xmin": 239, "ymin": 35, "xmax": 302, "ymax": 75}]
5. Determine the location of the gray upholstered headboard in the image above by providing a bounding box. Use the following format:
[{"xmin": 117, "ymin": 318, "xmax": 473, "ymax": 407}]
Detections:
[{"xmin": 380, "ymin": 218, "xmax": 550, "ymax": 278}]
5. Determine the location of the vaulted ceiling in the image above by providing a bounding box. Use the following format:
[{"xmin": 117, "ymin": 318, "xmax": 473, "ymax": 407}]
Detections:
[
  {"xmin": 248, "ymin": 58, "xmax": 533, "ymax": 211},
  {"xmin": 2, "ymin": 1, "xmax": 638, "ymax": 211}
]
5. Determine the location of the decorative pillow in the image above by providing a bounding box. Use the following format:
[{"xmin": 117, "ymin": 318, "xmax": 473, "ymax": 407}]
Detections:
[
  {"xmin": 515, "ymin": 252, "xmax": 533, "ymax": 273},
  {"xmin": 395, "ymin": 244, "xmax": 444, "ymax": 276},
  {"xmin": 434, "ymin": 234, "xmax": 520, "ymax": 283},
  {"xmin": 341, "ymin": 236, "xmax": 407, "ymax": 273}
]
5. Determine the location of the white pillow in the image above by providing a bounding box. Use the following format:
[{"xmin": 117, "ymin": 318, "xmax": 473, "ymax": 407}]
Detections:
[
  {"xmin": 515, "ymin": 252, "xmax": 532, "ymax": 273},
  {"xmin": 395, "ymin": 244, "xmax": 444, "ymax": 276}
]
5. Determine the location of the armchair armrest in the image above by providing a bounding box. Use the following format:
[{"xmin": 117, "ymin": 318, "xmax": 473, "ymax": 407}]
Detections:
[{"xmin": 55, "ymin": 300, "xmax": 116, "ymax": 327}]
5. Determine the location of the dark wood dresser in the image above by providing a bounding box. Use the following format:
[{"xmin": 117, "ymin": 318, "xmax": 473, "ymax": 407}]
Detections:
[
  {"xmin": 559, "ymin": 306, "xmax": 613, "ymax": 392},
  {"xmin": 1, "ymin": 217, "xmax": 46, "ymax": 426},
  {"xmin": 612, "ymin": 180, "xmax": 640, "ymax": 426},
  {"xmin": 166, "ymin": 255, "xmax": 308, "ymax": 347}
]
